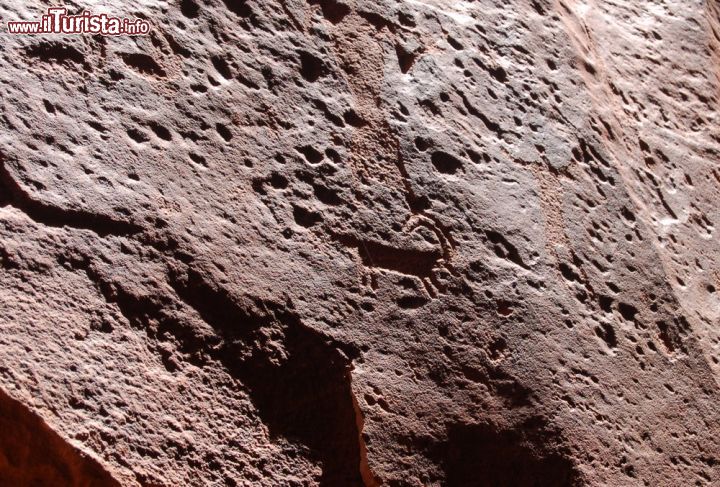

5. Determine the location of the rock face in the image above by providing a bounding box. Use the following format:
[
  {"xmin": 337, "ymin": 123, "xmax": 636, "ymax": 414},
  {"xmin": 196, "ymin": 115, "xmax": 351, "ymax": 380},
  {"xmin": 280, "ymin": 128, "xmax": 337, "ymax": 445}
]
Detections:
[{"xmin": 0, "ymin": 0, "xmax": 719, "ymax": 485}]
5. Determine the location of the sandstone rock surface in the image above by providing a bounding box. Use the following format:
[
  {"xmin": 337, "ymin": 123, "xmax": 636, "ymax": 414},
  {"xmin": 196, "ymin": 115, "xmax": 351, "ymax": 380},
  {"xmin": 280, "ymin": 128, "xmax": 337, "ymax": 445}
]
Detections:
[{"xmin": 0, "ymin": 0, "xmax": 719, "ymax": 485}]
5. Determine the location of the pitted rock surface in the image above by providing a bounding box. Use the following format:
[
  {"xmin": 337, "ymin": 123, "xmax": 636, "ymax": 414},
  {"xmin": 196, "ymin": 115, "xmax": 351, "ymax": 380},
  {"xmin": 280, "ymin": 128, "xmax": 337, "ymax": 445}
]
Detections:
[{"xmin": 0, "ymin": 0, "xmax": 719, "ymax": 485}]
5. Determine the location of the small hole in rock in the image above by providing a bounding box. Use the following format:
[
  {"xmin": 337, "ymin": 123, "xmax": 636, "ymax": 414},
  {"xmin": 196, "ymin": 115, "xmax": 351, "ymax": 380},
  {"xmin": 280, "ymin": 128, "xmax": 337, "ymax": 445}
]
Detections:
[
  {"xmin": 395, "ymin": 45, "xmax": 417, "ymax": 73},
  {"xmin": 299, "ymin": 51, "xmax": 326, "ymax": 82},
  {"xmin": 222, "ymin": 0, "xmax": 252, "ymax": 17},
  {"xmin": 447, "ymin": 36, "xmax": 464, "ymax": 50},
  {"xmin": 189, "ymin": 152, "xmax": 208, "ymax": 167},
  {"xmin": 216, "ymin": 123, "xmax": 233, "ymax": 142},
  {"xmin": 496, "ymin": 301, "xmax": 514, "ymax": 316},
  {"xmin": 431, "ymin": 151, "xmax": 464, "ymax": 174},
  {"xmin": 415, "ymin": 137, "xmax": 431, "ymax": 152},
  {"xmin": 311, "ymin": 0, "xmax": 350, "ymax": 24},
  {"xmin": 127, "ymin": 128, "xmax": 150, "ymax": 143},
  {"xmin": 43, "ymin": 100, "xmax": 56, "ymax": 114},
  {"xmin": 180, "ymin": 0, "xmax": 200, "ymax": 18},
  {"xmin": 269, "ymin": 173, "xmax": 288, "ymax": 189},
  {"xmin": 121, "ymin": 53, "xmax": 166, "ymax": 77},
  {"xmin": 297, "ymin": 146, "xmax": 324, "ymax": 164},
  {"xmin": 293, "ymin": 205, "xmax": 322, "ymax": 228},
  {"xmin": 618, "ymin": 303, "xmax": 638, "ymax": 322},
  {"xmin": 211, "ymin": 55, "xmax": 232, "ymax": 79},
  {"xmin": 148, "ymin": 121, "xmax": 172, "ymax": 141},
  {"xmin": 343, "ymin": 110, "xmax": 366, "ymax": 127}
]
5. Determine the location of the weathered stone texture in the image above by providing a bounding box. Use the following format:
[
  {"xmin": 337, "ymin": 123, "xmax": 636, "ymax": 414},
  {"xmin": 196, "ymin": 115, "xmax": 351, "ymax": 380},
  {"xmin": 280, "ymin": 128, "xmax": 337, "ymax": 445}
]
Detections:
[{"xmin": 0, "ymin": 0, "xmax": 719, "ymax": 485}]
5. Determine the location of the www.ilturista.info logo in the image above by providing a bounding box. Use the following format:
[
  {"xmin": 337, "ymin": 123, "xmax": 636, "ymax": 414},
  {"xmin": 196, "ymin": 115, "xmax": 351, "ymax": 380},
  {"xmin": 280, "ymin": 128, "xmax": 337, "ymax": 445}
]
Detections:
[{"xmin": 4, "ymin": 7, "xmax": 151, "ymax": 35}]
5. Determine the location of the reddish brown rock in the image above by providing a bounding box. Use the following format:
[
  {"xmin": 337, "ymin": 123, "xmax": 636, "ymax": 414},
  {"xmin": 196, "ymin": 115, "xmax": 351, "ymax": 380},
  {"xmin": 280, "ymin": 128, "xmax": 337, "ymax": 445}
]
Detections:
[
  {"xmin": 0, "ymin": 0, "xmax": 719, "ymax": 485},
  {"xmin": 0, "ymin": 388, "xmax": 119, "ymax": 486}
]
